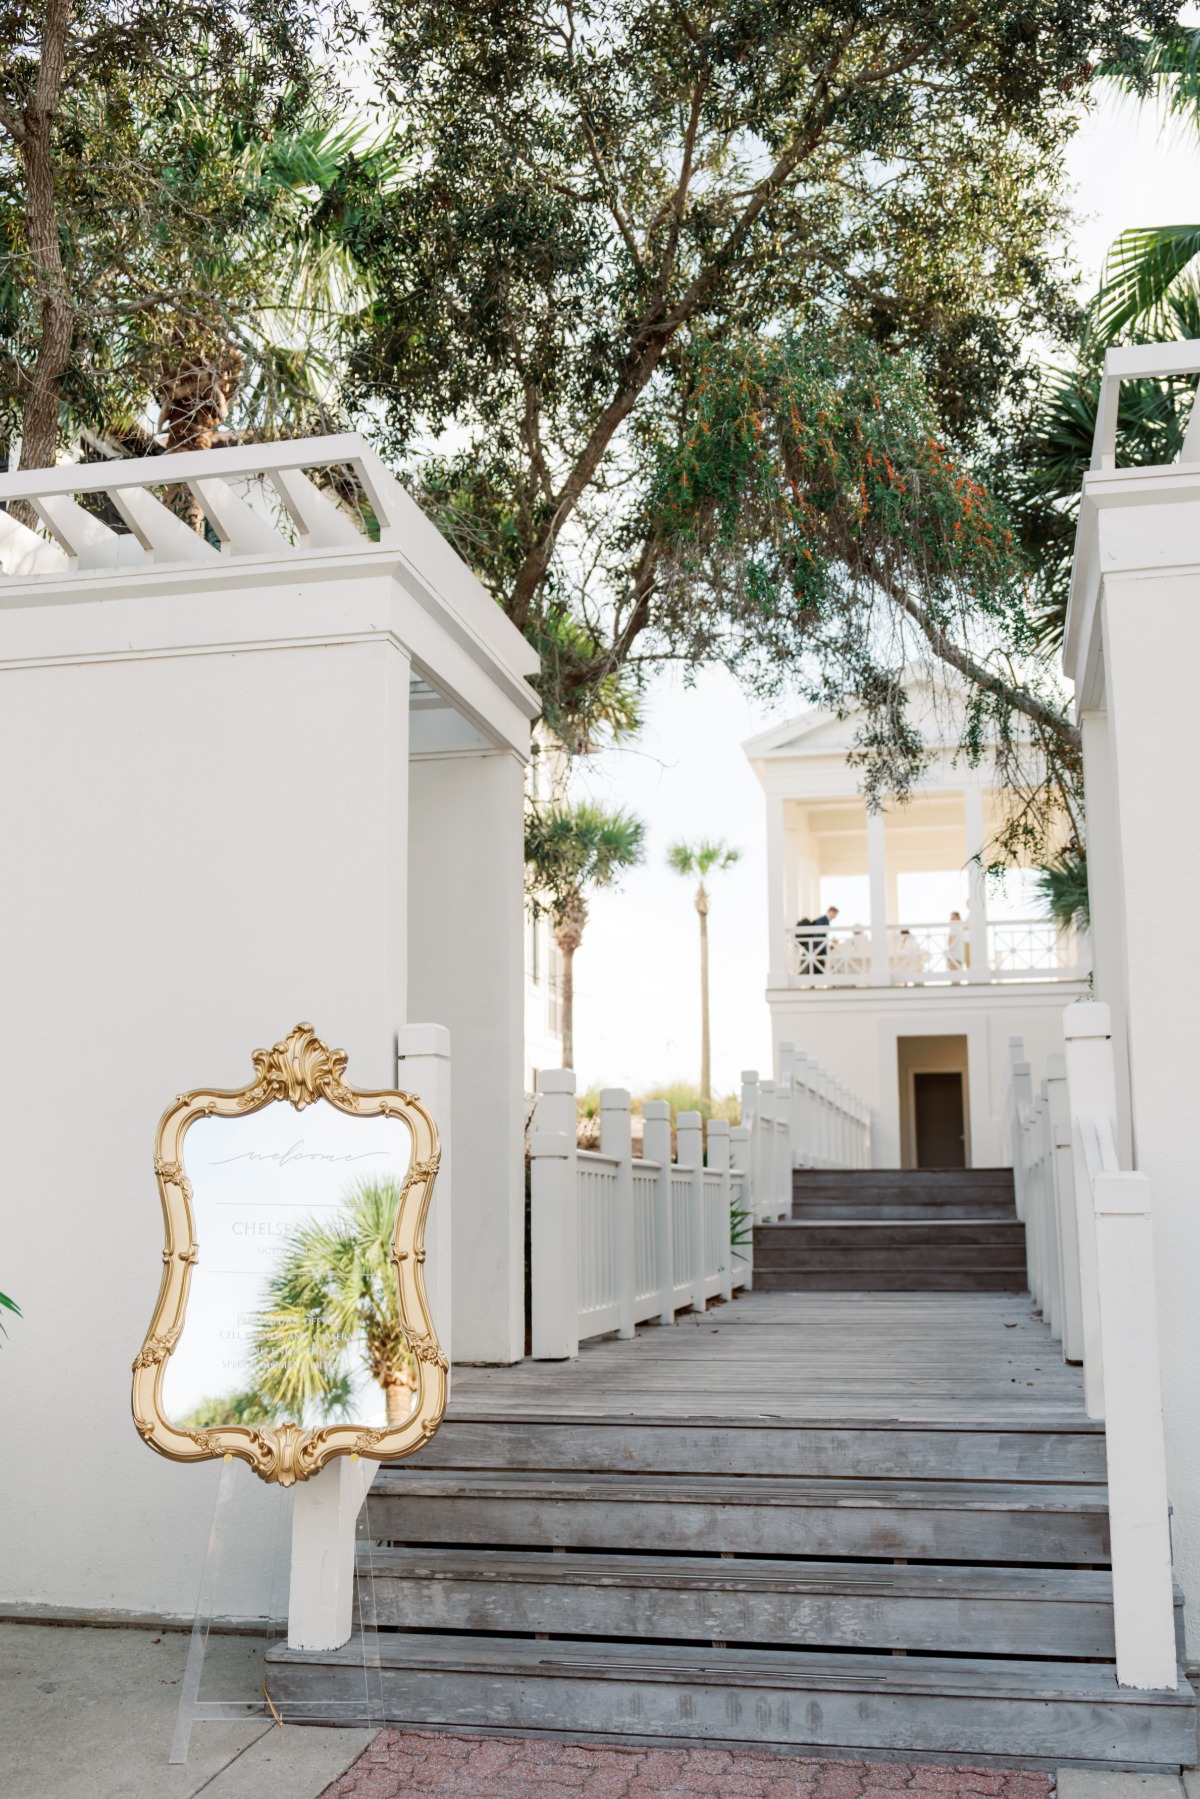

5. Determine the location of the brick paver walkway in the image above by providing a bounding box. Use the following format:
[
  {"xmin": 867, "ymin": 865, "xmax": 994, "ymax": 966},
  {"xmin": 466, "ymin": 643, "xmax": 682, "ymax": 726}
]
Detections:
[{"xmin": 320, "ymin": 1730, "xmax": 1056, "ymax": 1799}]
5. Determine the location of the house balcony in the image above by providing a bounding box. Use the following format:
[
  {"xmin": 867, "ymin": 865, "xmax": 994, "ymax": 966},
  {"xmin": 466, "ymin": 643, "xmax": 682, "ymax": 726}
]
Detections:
[{"xmin": 784, "ymin": 919, "xmax": 1089, "ymax": 989}]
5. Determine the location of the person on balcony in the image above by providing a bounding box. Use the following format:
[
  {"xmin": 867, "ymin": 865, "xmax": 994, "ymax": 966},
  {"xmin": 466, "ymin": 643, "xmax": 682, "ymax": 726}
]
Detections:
[
  {"xmin": 794, "ymin": 904, "xmax": 839, "ymax": 974},
  {"xmin": 947, "ymin": 910, "xmax": 966, "ymax": 976}
]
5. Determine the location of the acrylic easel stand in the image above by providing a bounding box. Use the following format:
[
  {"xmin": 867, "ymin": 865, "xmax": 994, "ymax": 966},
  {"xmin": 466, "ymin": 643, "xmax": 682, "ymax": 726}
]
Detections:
[{"xmin": 170, "ymin": 1454, "xmax": 382, "ymax": 1763}]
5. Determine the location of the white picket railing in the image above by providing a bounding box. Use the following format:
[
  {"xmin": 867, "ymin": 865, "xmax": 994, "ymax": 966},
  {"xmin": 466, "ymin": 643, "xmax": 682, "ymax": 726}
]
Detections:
[
  {"xmin": 531, "ymin": 1075, "xmax": 747, "ymax": 1361},
  {"xmin": 1004, "ymin": 1003, "xmax": 1176, "ymax": 1692},
  {"xmin": 532, "ymin": 1050, "xmax": 871, "ymax": 1360}
]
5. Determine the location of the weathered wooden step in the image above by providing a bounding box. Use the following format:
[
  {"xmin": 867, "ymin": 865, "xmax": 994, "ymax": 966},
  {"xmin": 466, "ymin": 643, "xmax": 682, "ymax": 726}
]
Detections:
[
  {"xmin": 752, "ymin": 1269, "xmax": 1028, "ymax": 1293},
  {"xmin": 759, "ymin": 1223, "xmax": 1027, "ymax": 1249},
  {"xmin": 791, "ymin": 1201, "xmax": 1018, "ymax": 1220},
  {"xmin": 264, "ymin": 1634, "xmax": 1195, "ymax": 1769},
  {"xmin": 358, "ymin": 1548, "xmax": 1129, "ymax": 1658},
  {"xmin": 365, "ymin": 1470, "xmax": 1110, "ymax": 1563},
  {"xmin": 793, "ymin": 1170, "xmax": 1016, "ymax": 1191},
  {"xmin": 421, "ymin": 1417, "xmax": 1107, "ymax": 1482}
]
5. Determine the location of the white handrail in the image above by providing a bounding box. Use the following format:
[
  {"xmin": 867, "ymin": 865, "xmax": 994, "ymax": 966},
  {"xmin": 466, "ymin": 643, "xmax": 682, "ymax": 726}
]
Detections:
[{"xmin": 1006, "ymin": 1003, "xmax": 1177, "ymax": 1691}]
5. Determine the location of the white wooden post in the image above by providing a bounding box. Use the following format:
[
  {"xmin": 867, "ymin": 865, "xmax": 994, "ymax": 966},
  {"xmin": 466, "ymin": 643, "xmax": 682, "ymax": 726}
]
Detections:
[
  {"xmin": 1009, "ymin": 1051, "xmax": 1032, "ymax": 1222},
  {"xmin": 600, "ymin": 1087, "xmax": 635, "ymax": 1340},
  {"xmin": 1092, "ymin": 1164, "xmax": 1178, "ymax": 1689},
  {"xmin": 288, "ymin": 1455, "xmax": 378, "ymax": 1651},
  {"xmin": 778, "ymin": 1041, "xmax": 797, "ymax": 1167},
  {"xmin": 730, "ymin": 1124, "xmax": 753, "ymax": 1289},
  {"xmin": 775, "ymin": 1075, "xmax": 792, "ymax": 1216},
  {"xmin": 816, "ymin": 1068, "xmax": 830, "ymax": 1168},
  {"xmin": 740, "ymin": 1070, "xmax": 761, "ymax": 1218},
  {"xmin": 708, "ymin": 1117, "xmax": 734, "ymax": 1302},
  {"xmin": 531, "ymin": 1069, "xmax": 578, "ymax": 1360},
  {"xmin": 642, "ymin": 1100, "xmax": 675, "ymax": 1325},
  {"xmin": 1047, "ymin": 1052, "xmax": 1084, "ymax": 1363},
  {"xmin": 792, "ymin": 1053, "xmax": 810, "ymax": 1166},
  {"xmin": 395, "ymin": 1023, "xmax": 452, "ymax": 1371},
  {"xmin": 1063, "ymin": 1002, "xmax": 1113, "ymax": 1421},
  {"xmin": 677, "ymin": 1110, "xmax": 706, "ymax": 1312}
]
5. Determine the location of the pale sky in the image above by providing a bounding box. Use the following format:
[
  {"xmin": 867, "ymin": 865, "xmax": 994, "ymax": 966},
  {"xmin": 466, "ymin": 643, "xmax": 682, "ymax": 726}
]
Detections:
[{"xmin": 569, "ymin": 81, "xmax": 1200, "ymax": 1099}]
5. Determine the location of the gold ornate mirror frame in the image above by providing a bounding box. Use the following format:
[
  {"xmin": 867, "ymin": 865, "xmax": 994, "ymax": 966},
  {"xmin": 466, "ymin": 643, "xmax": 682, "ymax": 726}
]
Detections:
[{"xmin": 131, "ymin": 1023, "xmax": 446, "ymax": 1485}]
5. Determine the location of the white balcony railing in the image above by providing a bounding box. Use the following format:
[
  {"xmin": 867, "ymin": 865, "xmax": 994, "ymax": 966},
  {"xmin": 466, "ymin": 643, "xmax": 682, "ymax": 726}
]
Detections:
[{"xmin": 786, "ymin": 918, "xmax": 1088, "ymax": 986}]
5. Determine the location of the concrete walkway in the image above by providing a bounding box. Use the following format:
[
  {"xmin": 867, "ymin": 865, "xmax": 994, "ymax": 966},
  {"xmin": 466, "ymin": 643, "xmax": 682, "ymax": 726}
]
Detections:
[
  {"xmin": 0, "ymin": 1621, "xmax": 373, "ymax": 1798},
  {"xmin": 3, "ymin": 1622, "xmax": 1197, "ymax": 1799}
]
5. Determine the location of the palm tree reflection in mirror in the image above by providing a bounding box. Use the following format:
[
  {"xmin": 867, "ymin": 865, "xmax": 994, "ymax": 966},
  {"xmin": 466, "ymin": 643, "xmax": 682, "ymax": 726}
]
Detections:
[{"xmin": 179, "ymin": 1177, "xmax": 417, "ymax": 1431}]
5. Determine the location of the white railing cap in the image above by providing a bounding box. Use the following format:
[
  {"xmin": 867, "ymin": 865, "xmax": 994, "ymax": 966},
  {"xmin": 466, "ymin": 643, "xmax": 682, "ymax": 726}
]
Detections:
[
  {"xmin": 676, "ymin": 1110, "xmax": 703, "ymax": 1128},
  {"xmin": 642, "ymin": 1099, "xmax": 671, "ymax": 1120},
  {"xmin": 1063, "ymin": 1000, "xmax": 1112, "ymax": 1041},
  {"xmin": 707, "ymin": 1116, "xmax": 731, "ymax": 1135},
  {"xmin": 599, "ymin": 1087, "xmax": 631, "ymax": 1108},
  {"xmin": 538, "ymin": 1069, "xmax": 577, "ymax": 1093}
]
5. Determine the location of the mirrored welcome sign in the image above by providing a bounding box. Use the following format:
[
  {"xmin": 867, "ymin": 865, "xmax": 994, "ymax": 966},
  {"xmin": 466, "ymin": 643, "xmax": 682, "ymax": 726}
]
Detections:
[{"xmin": 132, "ymin": 1024, "xmax": 447, "ymax": 1484}]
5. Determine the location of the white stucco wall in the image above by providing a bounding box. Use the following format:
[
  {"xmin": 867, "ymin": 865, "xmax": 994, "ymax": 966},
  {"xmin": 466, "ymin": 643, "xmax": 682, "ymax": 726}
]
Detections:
[
  {"xmin": 766, "ymin": 988, "xmax": 1085, "ymax": 1169},
  {"xmin": 0, "ymin": 632, "xmax": 409, "ymax": 1620}
]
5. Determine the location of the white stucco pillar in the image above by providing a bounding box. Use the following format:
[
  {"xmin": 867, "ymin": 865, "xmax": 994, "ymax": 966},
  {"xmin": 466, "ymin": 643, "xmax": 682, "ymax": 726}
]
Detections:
[
  {"xmin": 766, "ymin": 791, "xmax": 788, "ymax": 986},
  {"xmin": 866, "ymin": 808, "xmax": 889, "ymax": 984},
  {"xmin": 963, "ymin": 780, "xmax": 990, "ymax": 983},
  {"xmin": 407, "ymin": 748, "xmax": 528, "ymax": 1366}
]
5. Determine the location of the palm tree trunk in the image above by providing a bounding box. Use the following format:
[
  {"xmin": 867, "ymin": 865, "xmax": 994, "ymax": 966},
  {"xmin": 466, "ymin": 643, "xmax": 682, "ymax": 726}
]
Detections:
[
  {"xmin": 561, "ymin": 943, "xmax": 575, "ymax": 1070},
  {"xmin": 696, "ymin": 882, "xmax": 711, "ymax": 1103},
  {"xmin": 385, "ymin": 1377, "xmax": 413, "ymax": 1427},
  {"xmin": 553, "ymin": 895, "xmax": 586, "ymax": 1073}
]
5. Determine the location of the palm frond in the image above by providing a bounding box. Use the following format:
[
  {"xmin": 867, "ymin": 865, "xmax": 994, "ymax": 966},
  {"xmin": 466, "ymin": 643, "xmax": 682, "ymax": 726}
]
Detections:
[{"xmin": 1087, "ymin": 225, "xmax": 1200, "ymax": 351}]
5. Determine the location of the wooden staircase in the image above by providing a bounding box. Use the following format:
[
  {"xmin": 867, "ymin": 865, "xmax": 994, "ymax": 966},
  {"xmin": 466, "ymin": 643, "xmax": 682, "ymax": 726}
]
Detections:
[
  {"xmin": 266, "ymin": 1290, "xmax": 1195, "ymax": 1769},
  {"xmin": 755, "ymin": 1169, "xmax": 1027, "ymax": 1292}
]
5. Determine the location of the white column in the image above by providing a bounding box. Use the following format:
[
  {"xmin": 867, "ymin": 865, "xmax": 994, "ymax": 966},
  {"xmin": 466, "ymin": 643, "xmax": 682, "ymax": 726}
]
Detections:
[
  {"xmin": 530, "ymin": 1070, "xmax": 578, "ymax": 1360},
  {"xmin": 867, "ymin": 808, "xmax": 889, "ymax": 984},
  {"xmin": 766, "ymin": 792, "xmax": 789, "ymax": 987},
  {"xmin": 600, "ymin": 1087, "xmax": 635, "ymax": 1340},
  {"xmin": 964, "ymin": 779, "xmax": 990, "ymax": 983},
  {"xmin": 642, "ymin": 1100, "xmax": 675, "ymax": 1323},
  {"xmin": 1063, "ymin": 1002, "xmax": 1112, "ymax": 1421},
  {"xmin": 395, "ymin": 1023, "xmax": 452, "ymax": 1371},
  {"xmin": 775, "ymin": 1075, "xmax": 793, "ymax": 1215},
  {"xmin": 408, "ymin": 749, "xmax": 527, "ymax": 1365},
  {"xmin": 677, "ymin": 1111, "xmax": 706, "ymax": 1312}
]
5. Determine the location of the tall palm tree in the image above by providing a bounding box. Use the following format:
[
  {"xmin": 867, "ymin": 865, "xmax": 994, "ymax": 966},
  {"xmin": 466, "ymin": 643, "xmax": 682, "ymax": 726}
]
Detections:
[
  {"xmin": 250, "ymin": 1177, "xmax": 416, "ymax": 1428},
  {"xmin": 667, "ymin": 840, "xmax": 740, "ymax": 1103},
  {"xmin": 525, "ymin": 802, "xmax": 646, "ymax": 1069},
  {"xmin": 1087, "ymin": 29, "xmax": 1200, "ymax": 349}
]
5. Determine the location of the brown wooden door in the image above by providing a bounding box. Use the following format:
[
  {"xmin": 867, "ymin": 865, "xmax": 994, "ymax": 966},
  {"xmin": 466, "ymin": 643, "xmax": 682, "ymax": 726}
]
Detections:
[{"xmin": 913, "ymin": 1071, "xmax": 966, "ymax": 1168}]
